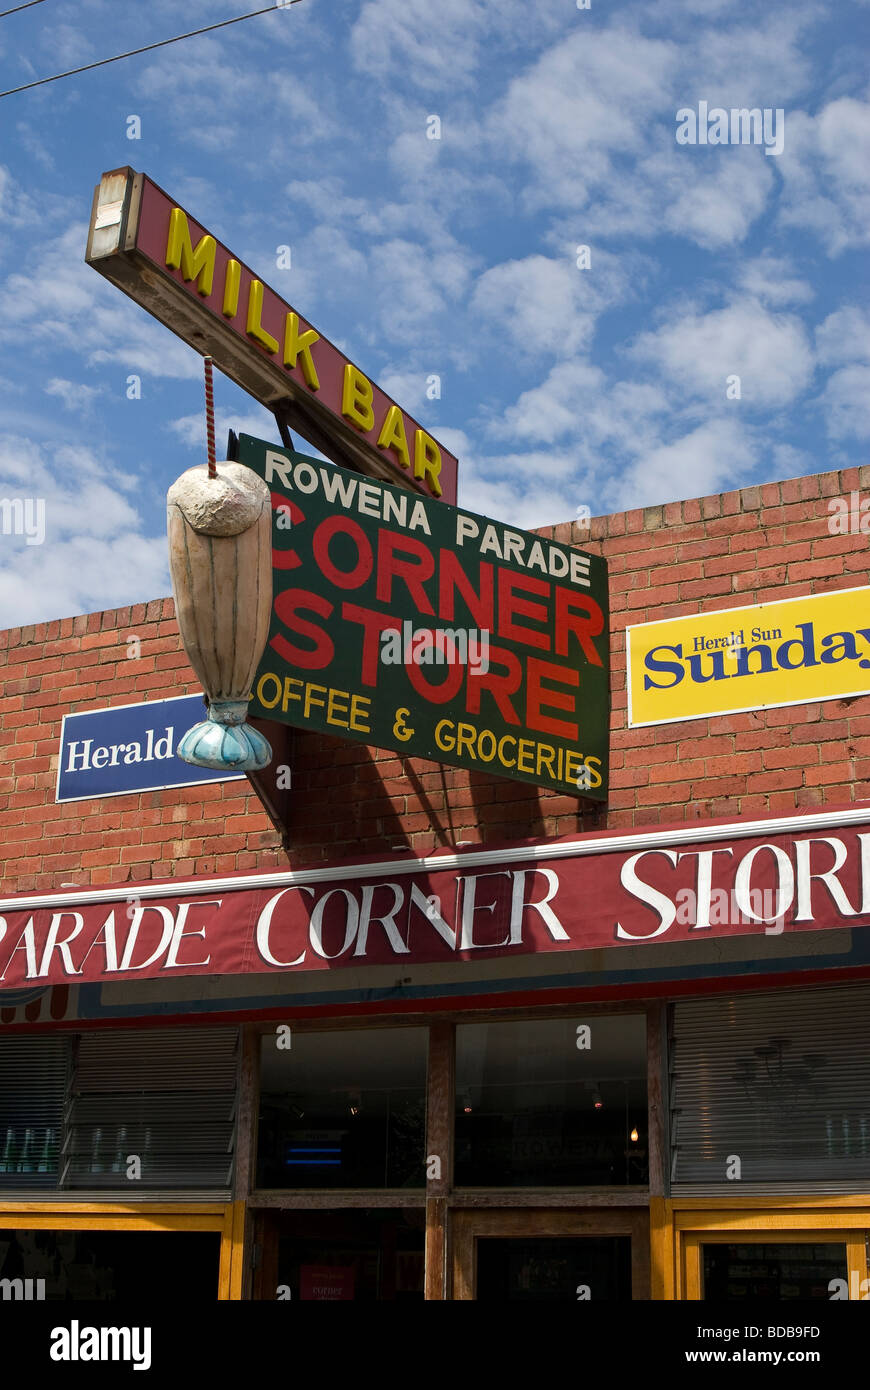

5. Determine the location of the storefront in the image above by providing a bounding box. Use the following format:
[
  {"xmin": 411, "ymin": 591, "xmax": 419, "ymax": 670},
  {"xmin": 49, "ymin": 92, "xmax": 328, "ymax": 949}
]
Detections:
[
  {"xmin": 1, "ymin": 804, "xmax": 869, "ymax": 1300},
  {"xmin": 1, "ymin": 436, "xmax": 869, "ymax": 1299},
  {"xmin": 2, "ymin": 988, "xmax": 869, "ymax": 1300}
]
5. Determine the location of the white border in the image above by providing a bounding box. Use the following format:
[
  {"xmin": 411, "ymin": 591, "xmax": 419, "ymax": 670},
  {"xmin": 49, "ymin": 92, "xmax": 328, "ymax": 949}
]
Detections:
[
  {"xmin": 3, "ymin": 805, "xmax": 868, "ymax": 913},
  {"xmin": 55, "ymin": 693, "xmax": 244, "ymax": 803},
  {"xmin": 625, "ymin": 585, "xmax": 870, "ymax": 729}
]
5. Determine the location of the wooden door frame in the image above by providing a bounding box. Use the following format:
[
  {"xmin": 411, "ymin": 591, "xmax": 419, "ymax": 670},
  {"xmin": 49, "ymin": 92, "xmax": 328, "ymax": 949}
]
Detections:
[
  {"xmin": 451, "ymin": 1206, "xmax": 650, "ymax": 1300},
  {"xmin": 651, "ymin": 1197, "xmax": 870, "ymax": 1299},
  {"xmin": 0, "ymin": 1200, "xmax": 241, "ymax": 1299},
  {"xmin": 682, "ymin": 1227, "xmax": 868, "ymax": 1300}
]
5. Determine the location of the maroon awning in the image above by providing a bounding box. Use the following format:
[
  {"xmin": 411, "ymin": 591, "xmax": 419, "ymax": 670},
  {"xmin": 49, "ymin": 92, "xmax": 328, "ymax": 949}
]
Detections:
[{"xmin": 1, "ymin": 808, "xmax": 868, "ymax": 990}]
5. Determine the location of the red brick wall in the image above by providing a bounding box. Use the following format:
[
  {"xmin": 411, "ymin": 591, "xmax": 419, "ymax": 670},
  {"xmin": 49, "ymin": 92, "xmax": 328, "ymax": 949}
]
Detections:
[
  {"xmin": 584, "ymin": 467, "xmax": 870, "ymax": 831},
  {"xmin": 2, "ymin": 466, "xmax": 868, "ymax": 896}
]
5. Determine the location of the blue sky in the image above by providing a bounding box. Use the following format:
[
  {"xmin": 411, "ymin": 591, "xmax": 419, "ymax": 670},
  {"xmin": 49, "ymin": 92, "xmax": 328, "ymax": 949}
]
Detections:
[{"xmin": 0, "ymin": 0, "xmax": 867, "ymax": 626}]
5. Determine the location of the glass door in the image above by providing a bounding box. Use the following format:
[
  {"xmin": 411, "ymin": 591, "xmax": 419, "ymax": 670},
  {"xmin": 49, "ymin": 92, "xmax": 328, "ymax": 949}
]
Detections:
[
  {"xmin": 683, "ymin": 1230, "xmax": 869, "ymax": 1300},
  {"xmin": 254, "ymin": 1208, "xmax": 425, "ymax": 1301},
  {"xmin": 452, "ymin": 1208, "xmax": 649, "ymax": 1300},
  {"xmin": 476, "ymin": 1234, "xmax": 631, "ymax": 1300}
]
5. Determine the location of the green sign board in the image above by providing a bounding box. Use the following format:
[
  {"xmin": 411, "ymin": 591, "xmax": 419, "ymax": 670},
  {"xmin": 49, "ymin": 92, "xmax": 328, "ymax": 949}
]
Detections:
[{"xmin": 236, "ymin": 434, "xmax": 610, "ymax": 799}]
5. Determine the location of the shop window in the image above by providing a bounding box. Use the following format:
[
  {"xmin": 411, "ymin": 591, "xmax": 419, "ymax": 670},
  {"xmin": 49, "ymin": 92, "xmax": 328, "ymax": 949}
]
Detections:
[
  {"xmin": 260, "ymin": 1209, "xmax": 424, "ymax": 1300},
  {"xmin": 701, "ymin": 1242, "xmax": 848, "ymax": 1300},
  {"xmin": 63, "ymin": 1030, "xmax": 237, "ymax": 1190},
  {"xmin": 476, "ymin": 1236, "xmax": 632, "ymax": 1301},
  {"xmin": 257, "ymin": 1028, "xmax": 428, "ymax": 1189},
  {"xmin": 454, "ymin": 1017, "xmax": 648, "ymax": 1187},
  {"xmin": 0, "ymin": 1037, "xmax": 70, "ymax": 1189},
  {"xmin": 671, "ymin": 984, "xmax": 870, "ymax": 1190},
  {"xmin": 0, "ymin": 1030, "xmax": 237, "ymax": 1192},
  {"xmin": 0, "ymin": 1228, "xmax": 221, "ymax": 1300}
]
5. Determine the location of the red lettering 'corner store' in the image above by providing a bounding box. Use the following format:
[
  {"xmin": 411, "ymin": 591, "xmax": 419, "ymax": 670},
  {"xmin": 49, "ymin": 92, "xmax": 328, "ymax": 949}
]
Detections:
[{"xmin": 1, "ymin": 465, "xmax": 869, "ymax": 1303}]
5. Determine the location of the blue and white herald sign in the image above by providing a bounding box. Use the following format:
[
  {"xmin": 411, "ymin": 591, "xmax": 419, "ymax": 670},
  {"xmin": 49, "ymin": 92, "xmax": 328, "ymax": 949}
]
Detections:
[{"xmin": 56, "ymin": 694, "xmax": 245, "ymax": 802}]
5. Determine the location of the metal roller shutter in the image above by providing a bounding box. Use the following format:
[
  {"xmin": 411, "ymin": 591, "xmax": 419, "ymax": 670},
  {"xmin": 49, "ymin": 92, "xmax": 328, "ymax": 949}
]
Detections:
[
  {"xmin": 670, "ymin": 983, "xmax": 870, "ymax": 1195},
  {"xmin": 63, "ymin": 1028, "xmax": 238, "ymax": 1192},
  {"xmin": 0, "ymin": 1028, "xmax": 237, "ymax": 1195},
  {"xmin": 0, "ymin": 1035, "xmax": 70, "ymax": 1188}
]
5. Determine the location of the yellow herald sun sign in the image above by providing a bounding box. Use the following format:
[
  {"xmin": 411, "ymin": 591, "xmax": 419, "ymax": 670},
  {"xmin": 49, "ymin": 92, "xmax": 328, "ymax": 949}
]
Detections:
[{"xmin": 626, "ymin": 587, "xmax": 870, "ymax": 727}]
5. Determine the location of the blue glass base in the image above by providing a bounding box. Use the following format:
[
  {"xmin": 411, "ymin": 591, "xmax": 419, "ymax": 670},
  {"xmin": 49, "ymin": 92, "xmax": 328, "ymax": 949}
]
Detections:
[{"xmin": 177, "ymin": 717, "xmax": 272, "ymax": 772}]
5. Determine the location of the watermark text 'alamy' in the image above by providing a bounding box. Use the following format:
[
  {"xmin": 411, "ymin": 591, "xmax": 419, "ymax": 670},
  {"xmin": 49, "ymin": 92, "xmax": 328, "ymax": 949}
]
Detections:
[{"xmin": 676, "ymin": 103, "xmax": 784, "ymax": 156}]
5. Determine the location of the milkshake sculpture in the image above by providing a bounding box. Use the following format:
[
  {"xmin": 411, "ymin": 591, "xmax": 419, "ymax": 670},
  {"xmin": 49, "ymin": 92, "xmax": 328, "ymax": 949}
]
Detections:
[{"xmin": 167, "ymin": 438, "xmax": 274, "ymax": 772}]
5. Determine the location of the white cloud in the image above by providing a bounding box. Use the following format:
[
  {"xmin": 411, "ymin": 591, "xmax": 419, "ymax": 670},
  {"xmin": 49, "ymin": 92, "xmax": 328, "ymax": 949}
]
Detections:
[
  {"xmin": 630, "ymin": 298, "xmax": 814, "ymax": 408},
  {"xmin": 38, "ymin": 21, "xmax": 95, "ymax": 67},
  {"xmin": 169, "ymin": 407, "xmax": 334, "ymax": 464},
  {"xmin": 736, "ymin": 252, "xmax": 814, "ymax": 307},
  {"xmin": 454, "ymin": 447, "xmax": 591, "ymax": 529},
  {"xmin": 768, "ymin": 442, "xmax": 815, "ymax": 479},
  {"xmin": 277, "ymin": 217, "xmax": 476, "ymax": 351},
  {"xmin": 609, "ymin": 417, "xmax": 759, "ymax": 510},
  {"xmin": 817, "ymin": 366, "xmax": 870, "ymax": 439},
  {"xmin": 471, "ymin": 252, "xmax": 630, "ymax": 358},
  {"xmin": 495, "ymin": 361, "xmax": 669, "ymax": 454},
  {"xmin": 305, "ymin": 224, "xmax": 369, "ymax": 286},
  {"xmin": 778, "ymin": 98, "xmax": 870, "ymax": 254},
  {"xmin": 543, "ymin": 144, "xmax": 775, "ymax": 249},
  {"xmin": 0, "ymin": 437, "xmax": 168, "ymax": 626},
  {"xmin": 377, "ymin": 370, "xmax": 430, "ymax": 414},
  {"xmin": 650, "ymin": 148, "xmax": 775, "ymax": 250},
  {"xmin": 350, "ymin": 0, "xmax": 549, "ymax": 92},
  {"xmin": 45, "ymin": 378, "xmax": 102, "ymax": 413},
  {"xmin": 352, "ymin": 0, "xmax": 482, "ymax": 88},
  {"xmin": 468, "ymin": 14, "xmax": 814, "ymax": 247},
  {"xmin": 367, "ymin": 237, "xmax": 475, "ymax": 343},
  {"xmin": 286, "ymin": 179, "xmax": 368, "ymax": 226},
  {"xmin": 495, "ymin": 362, "xmax": 605, "ymax": 444},
  {"xmin": 430, "ymin": 425, "xmax": 472, "ymax": 461},
  {"xmin": 486, "ymin": 28, "xmax": 678, "ymax": 214},
  {"xmin": 288, "ymin": 159, "xmax": 506, "ymax": 249},
  {"xmin": 681, "ymin": 11, "xmax": 814, "ymax": 108},
  {"xmin": 815, "ymin": 306, "xmax": 870, "ymax": 366},
  {"xmin": 0, "ymin": 165, "xmax": 50, "ymax": 229},
  {"xmin": 811, "ymin": 306, "xmax": 869, "ymax": 439},
  {"xmin": 168, "ymin": 406, "xmax": 282, "ymax": 451},
  {"xmin": 0, "ymin": 223, "xmax": 202, "ymax": 381},
  {"xmin": 134, "ymin": 25, "xmax": 341, "ymax": 151}
]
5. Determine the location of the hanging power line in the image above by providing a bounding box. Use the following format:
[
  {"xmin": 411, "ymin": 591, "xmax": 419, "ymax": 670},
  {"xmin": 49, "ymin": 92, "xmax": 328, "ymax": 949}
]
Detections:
[
  {"xmin": 0, "ymin": 1, "xmax": 304, "ymax": 97},
  {"xmin": 0, "ymin": 0, "xmax": 48, "ymax": 17}
]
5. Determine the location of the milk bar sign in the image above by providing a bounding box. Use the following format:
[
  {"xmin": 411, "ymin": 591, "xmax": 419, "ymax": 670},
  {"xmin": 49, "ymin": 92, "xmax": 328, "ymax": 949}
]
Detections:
[
  {"xmin": 236, "ymin": 434, "xmax": 610, "ymax": 798},
  {"xmin": 85, "ymin": 168, "xmax": 458, "ymax": 504},
  {"xmin": 57, "ymin": 695, "xmax": 245, "ymax": 802}
]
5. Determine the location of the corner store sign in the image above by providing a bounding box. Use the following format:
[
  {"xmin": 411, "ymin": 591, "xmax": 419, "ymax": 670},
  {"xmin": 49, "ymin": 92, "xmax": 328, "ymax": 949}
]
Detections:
[
  {"xmin": 0, "ymin": 815, "xmax": 868, "ymax": 989},
  {"xmin": 85, "ymin": 167, "xmax": 457, "ymax": 503},
  {"xmin": 236, "ymin": 434, "xmax": 610, "ymax": 798}
]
